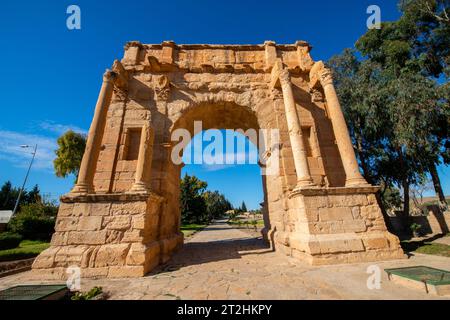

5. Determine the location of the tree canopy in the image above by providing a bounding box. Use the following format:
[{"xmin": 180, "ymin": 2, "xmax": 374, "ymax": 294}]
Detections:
[
  {"xmin": 53, "ymin": 130, "xmax": 86, "ymax": 179},
  {"xmin": 328, "ymin": 0, "xmax": 449, "ymax": 227},
  {"xmin": 180, "ymin": 174, "xmax": 233, "ymax": 224}
]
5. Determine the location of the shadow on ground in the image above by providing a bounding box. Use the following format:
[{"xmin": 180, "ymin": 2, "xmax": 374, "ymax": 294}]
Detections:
[
  {"xmin": 149, "ymin": 236, "xmax": 272, "ymax": 275},
  {"xmin": 400, "ymin": 233, "xmax": 447, "ymax": 255}
]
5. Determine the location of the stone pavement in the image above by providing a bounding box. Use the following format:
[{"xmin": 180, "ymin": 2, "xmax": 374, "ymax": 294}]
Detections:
[
  {"xmin": 433, "ymin": 235, "xmax": 450, "ymax": 246},
  {"xmin": 0, "ymin": 219, "xmax": 449, "ymax": 299}
]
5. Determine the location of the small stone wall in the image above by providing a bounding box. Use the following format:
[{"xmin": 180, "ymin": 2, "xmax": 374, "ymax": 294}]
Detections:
[{"xmin": 389, "ymin": 205, "xmax": 450, "ymax": 236}]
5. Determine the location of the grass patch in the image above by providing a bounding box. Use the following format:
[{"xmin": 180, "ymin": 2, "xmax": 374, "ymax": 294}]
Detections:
[
  {"xmin": 0, "ymin": 240, "xmax": 50, "ymax": 262},
  {"xmin": 228, "ymin": 219, "xmax": 264, "ymax": 228},
  {"xmin": 414, "ymin": 243, "xmax": 450, "ymax": 257},
  {"xmin": 180, "ymin": 224, "xmax": 206, "ymax": 237}
]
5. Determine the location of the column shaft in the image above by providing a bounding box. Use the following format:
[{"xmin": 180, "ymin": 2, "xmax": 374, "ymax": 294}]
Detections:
[
  {"xmin": 279, "ymin": 70, "xmax": 315, "ymax": 187},
  {"xmin": 320, "ymin": 69, "xmax": 368, "ymax": 186},
  {"xmin": 130, "ymin": 123, "xmax": 154, "ymax": 192},
  {"xmin": 71, "ymin": 71, "xmax": 116, "ymax": 194}
]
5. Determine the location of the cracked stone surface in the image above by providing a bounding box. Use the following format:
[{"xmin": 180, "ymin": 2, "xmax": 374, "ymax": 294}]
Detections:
[{"xmin": 1, "ymin": 220, "xmax": 449, "ymax": 299}]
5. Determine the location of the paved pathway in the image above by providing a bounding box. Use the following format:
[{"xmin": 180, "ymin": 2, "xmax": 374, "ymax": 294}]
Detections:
[
  {"xmin": 1, "ymin": 219, "xmax": 449, "ymax": 299},
  {"xmin": 433, "ymin": 235, "xmax": 450, "ymax": 246}
]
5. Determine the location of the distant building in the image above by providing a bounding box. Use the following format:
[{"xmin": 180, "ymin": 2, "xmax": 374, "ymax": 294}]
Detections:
[{"xmin": 0, "ymin": 210, "xmax": 13, "ymax": 232}]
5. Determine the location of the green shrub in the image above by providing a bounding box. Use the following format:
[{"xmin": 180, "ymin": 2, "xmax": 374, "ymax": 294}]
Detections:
[
  {"xmin": 410, "ymin": 223, "xmax": 422, "ymax": 236},
  {"xmin": 19, "ymin": 202, "xmax": 58, "ymax": 217},
  {"xmin": 0, "ymin": 232, "xmax": 23, "ymax": 250},
  {"xmin": 71, "ymin": 287, "xmax": 103, "ymax": 300},
  {"xmin": 8, "ymin": 214, "xmax": 55, "ymax": 241}
]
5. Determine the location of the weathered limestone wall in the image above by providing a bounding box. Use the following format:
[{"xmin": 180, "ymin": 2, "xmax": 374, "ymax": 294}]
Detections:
[
  {"xmin": 33, "ymin": 194, "xmax": 182, "ymax": 279},
  {"xmin": 283, "ymin": 187, "xmax": 404, "ymax": 265},
  {"xmin": 32, "ymin": 41, "xmax": 405, "ymax": 279}
]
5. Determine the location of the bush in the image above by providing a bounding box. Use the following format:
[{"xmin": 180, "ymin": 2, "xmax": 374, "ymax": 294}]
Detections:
[
  {"xmin": 8, "ymin": 214, "xmax": 55, "ymax": 241},
  {"xmin": 71, "ymin": 287, "xmax": 103, "ymax": 300},
  {"xmin": 18, "ymin": 202, "xmax": 58, "ymax": 217},
  {"xmin": 0, "ymin": 232, "xmax": 23, "ymax": 250}
]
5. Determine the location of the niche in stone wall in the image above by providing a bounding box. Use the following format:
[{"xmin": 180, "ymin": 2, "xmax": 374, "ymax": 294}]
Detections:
[
  {"xmin": 122, "ymin": 127, "xmax": 142, "ymax": 161},
  {"xmin": 301, "ymin": 126, "xmax": 313, "ymax": 157}
]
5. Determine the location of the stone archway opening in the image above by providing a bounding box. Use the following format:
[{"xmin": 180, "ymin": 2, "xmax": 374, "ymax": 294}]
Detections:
[
  {"xmin": 168, "ymin": 101, "xmax": 270, "ymax": 242},
  {"xmin": 171, "ymin": 126, "xmax": 271, "ymax": 268}
]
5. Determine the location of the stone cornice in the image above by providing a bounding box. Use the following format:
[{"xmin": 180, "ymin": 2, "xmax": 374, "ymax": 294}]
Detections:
[
  {"xmin": 142, "ymin": 43, "xmax": 308, "ymax": 51},
  {"xmin": 289, "ymin": 185, "xmax": 380, "ymax": 198},
  {"xmin": 61, "ymin": 191, "xmax": 164, "ymax": 203},
  {"xmin": 124, "ymin": 40, "xmax": 144, "ymax": 50}
]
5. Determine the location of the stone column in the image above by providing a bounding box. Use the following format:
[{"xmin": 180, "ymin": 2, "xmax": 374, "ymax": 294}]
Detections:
[
  {"xmin": 319, "ymin": 68, "xmax": 368, "ymax": 186},
  {"xmin": 71, "ymin": 70, "xmax": 116, "ymax": 194},
  {"xmin": 279, "ymin": 69, "xmax": 315, "ymax": 188},
  {"xmin": 130, "ymin": 123, "xmax": 154, "ymax": 193}
]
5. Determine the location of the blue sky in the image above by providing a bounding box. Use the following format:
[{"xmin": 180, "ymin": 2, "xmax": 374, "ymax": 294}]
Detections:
[{"xmin": 0, "ymin": 0, "xmax": 448, "ymax": 209}]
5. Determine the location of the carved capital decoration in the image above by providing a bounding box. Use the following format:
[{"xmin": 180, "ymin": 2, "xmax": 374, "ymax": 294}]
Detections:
[
  {"xmin": 154, "ymin": 75, "xmax": 171, "ymax": 101},
  {"xmin": 278, "ymin": 69, "xmax": 291, "ymax": 85},
  {"xmin": 111, "ymin": 60, "xmax": 129, "ymax": 90},
  {"xmin": 103, "ymin": 70, "xmax": 117, "ymax": 83},
  {"xmin": 310, "ymin": 88, "xmax": 324, "ymax": 103},
  {"xmin": 270, "ymin": 88, "xmax": 283, "ymax": 100},
  {"xmin": 113, "ymin": 86, "xmax": 128, "ymax": 103},
  {"xmin": 319, "ymin": 68, "xmax": 334, "ymax": 87}
]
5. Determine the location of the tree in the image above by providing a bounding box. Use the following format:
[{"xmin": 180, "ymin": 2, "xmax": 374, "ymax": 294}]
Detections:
[
  {"xmin": 240, "ymin": 201, "xmax": 248, "ymax": 213},
  {"xmin": 204, "ymin": 190, "xmax": 233, "ymax": 220},
  {"xmin": 410, "ymin": 175, "xmax": 434, "ymax": 214},
  {"xmin": 399, "ymin": 0, "xmax": 450, "ymax": 78},
  {"xmin": 180, "ymin": 174, "xmax": 208, "ymax": 224},
  {"xmin": 355, "ymin": 1, "xmax": 449, "ymax": 206},
  {"xmin": 54, "ymin": 130, "xmax": 86, "ymax": 180},
  {"xmin": 0, "ymin": 181, "xmax": 42, "ymax": 211},
  {"xmin": 0, "ymin": 181, "xmax": 15, "ymax": 210},
  {"xmin": 329, "ymin": 2, "xmax": 449, "ymax": 229},
  {"xmin": 179, "ymin": 174, "xmax": 233, "ymax": 224},
  {"xmin": 397, "ymin": 0, "xmax": 450, "ymax": 205}
]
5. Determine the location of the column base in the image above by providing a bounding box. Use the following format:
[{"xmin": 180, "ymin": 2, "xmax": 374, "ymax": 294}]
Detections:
[
  {"xmin": 278, "ymin": 186, "xmax": 406, "ymax": 265},
  {"xmin": 294, "ymin": 178, "xmax": 318, "ymax": 189},
  {"xmin": 344, "ymin": 176, "xmax": 371, "ymax": 188},
  {"xmin": 286, "ymin": 233, "xmax": 405, "ymax": 265},
  {"xmin": 31, "ymin": 234, "xmax": 184, "ymax": 279},
  {"xmin": 129, "ymin": 182, "xmax": 150, "ymax": 193},
  {"xmin": 70, "ymin": 183, "xmax": 93, "ymax": 195}
]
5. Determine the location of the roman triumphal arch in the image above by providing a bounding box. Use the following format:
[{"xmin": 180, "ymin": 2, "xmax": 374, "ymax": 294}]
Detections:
[{"xmin": 33, "ymin": 41, "xmax": 405, "ymax": 278}]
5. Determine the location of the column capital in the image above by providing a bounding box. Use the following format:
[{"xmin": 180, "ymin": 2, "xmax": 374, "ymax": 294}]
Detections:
[
  {"xmin": 270, "ymin": 88, "xmax": 284, "ymax": 100},
  {"xmin": 103, "ymin": 70, "xmax": 117, "ymax": 83},
  {"xmin": 154, "ymin": 75, "xmax": 171, "ymax": 101},
  {"xmin": 319, "ymin": 68, "xmax": 334, "ymax": 87},
  {"xmin": 279, "ymin": 69, "xmax": 291, "ymax": 85}
]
